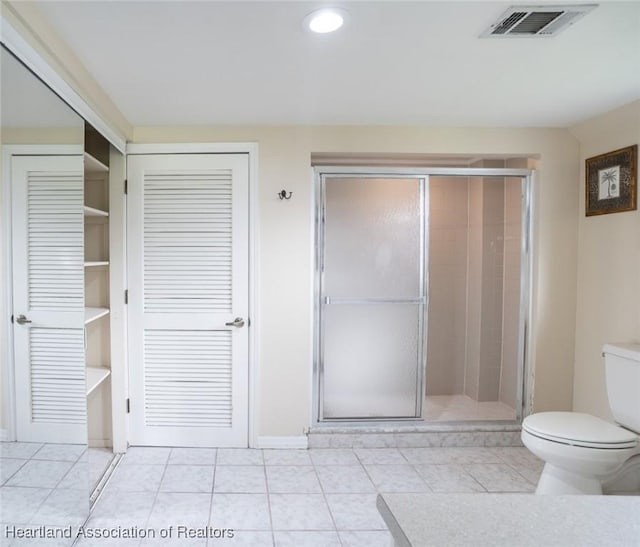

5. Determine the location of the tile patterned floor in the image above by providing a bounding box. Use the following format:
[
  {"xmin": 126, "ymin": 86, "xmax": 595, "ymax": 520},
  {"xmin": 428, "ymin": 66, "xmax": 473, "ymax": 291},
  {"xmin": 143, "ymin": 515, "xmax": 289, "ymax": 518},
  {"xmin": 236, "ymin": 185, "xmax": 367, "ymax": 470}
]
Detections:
[{"xmin": 1, "ymin": 444, "xmax": 543, "ymax": 546}]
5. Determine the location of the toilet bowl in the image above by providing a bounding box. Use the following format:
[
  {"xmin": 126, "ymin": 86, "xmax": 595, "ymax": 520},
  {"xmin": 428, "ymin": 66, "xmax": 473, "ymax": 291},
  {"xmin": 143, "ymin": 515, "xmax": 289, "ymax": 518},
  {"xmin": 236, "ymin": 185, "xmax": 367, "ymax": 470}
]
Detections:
[
  {"xmin": 522, "ymin": 343, "xmax": 640, "ymax": 495},
  {"xmin": 522, "ymin": 412, "xmax": 638, "ymax": 494}
]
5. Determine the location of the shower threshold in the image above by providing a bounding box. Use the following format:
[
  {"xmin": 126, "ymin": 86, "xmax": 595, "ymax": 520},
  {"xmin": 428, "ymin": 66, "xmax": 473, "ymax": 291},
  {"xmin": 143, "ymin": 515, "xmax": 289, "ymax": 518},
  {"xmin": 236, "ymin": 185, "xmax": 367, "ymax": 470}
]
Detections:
[{"xmin": 309, "ymin": 395, "xmax": 522, "ymax": 447}]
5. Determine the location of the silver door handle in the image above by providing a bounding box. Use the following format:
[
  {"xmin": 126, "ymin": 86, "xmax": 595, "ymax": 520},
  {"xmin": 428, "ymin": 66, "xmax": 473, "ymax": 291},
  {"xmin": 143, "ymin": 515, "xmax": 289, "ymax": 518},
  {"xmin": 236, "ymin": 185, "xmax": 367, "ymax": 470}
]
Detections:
[
  {"xmin": 225, "ymin": 317, "xmax": 245, "ymax": 328},
  {"xmin": 16, "ymin": 315, "xmax": 32, "ymax": 325}
]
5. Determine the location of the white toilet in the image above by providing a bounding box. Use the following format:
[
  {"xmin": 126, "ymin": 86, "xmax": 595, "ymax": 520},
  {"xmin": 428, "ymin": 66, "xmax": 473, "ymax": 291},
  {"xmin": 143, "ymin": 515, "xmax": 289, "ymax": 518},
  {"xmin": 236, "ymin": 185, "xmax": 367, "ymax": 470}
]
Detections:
[{"xmin": 522, "ymin": 343, "xmax": 640, "ymax": 495}]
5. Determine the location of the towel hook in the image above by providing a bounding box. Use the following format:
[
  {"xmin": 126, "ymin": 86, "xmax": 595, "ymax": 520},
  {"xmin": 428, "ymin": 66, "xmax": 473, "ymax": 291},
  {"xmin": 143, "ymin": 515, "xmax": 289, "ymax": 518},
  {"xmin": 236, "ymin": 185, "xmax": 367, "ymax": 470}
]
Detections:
[{"xmin": 278, "ymin": 190, "xmax": 293, "ymax": 200}]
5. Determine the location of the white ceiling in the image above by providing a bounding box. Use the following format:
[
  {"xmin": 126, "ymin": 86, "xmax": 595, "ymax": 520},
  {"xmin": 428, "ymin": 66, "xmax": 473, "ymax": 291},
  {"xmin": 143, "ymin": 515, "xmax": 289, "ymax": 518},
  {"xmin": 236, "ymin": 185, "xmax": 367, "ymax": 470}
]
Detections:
[{"xmin": 32, "ymin": 1, "xmax": 640, "ymax": 128}]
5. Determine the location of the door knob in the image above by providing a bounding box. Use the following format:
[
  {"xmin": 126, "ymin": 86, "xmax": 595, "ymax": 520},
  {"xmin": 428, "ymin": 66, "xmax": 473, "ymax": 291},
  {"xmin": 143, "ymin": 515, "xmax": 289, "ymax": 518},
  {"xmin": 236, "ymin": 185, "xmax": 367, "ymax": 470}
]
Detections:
[
  {"xmin": 225, "ymin": 317, "xmax": 245, "ymax": 328},
  {"xmin": 16, "ymin": 315, "xmax": 32, "ymax": 325}
]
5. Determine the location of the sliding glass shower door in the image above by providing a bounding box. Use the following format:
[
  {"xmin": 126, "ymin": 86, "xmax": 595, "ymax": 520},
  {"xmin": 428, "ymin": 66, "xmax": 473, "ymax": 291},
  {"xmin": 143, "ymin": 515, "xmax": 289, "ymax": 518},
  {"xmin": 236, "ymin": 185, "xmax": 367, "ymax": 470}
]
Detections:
[{"xmin": 318, "ymin": 176, "xmax": 426, "ymax": 419}]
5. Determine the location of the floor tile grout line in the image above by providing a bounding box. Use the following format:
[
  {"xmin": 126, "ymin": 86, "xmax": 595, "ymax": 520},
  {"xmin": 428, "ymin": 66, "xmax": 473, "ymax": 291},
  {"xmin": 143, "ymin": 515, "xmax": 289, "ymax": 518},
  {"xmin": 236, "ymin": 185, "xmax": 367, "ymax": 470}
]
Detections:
[
  {"xmin": 312, "ymin": 452, "xmax": 345, "ymax": 545},
  {"xmin": 10, "ymin": 486, "xmax": 55, "ymax": 528},
  {"xmin": 5, "ymin": 452, "xmax": 76, "ymax": 490},
  {"xmin": 507, "ymin": 463, "xmax": 542, "ymax": 487},
  {"xmin": 408, "ymin": 460, "xmax": 484, "ymax": 493},
  {"xmin": 262, "ymin": 455, "xmax": 276, "ymax": 547},
  {"xmin": 406, "ymin": 462, "xmax": 435, "ymax": 493},
  {"xmin": 457, "ymin": 463, "xmax": 489, "ymax": 493},
  {"xmin": 354, "ymin": 447, "xmax": 410, "ymax": 466},
  {"xmin": 0, "ymin": 442, "xmax": 44, "ymax": 460},
  {"xmin": 492, "ymin": 449, "xmax": 543, "ymax": 487},
  {"xmin": 45, "ymin": 454, "xmax": 75, "ymax": 490},
  {"xmin": 0, "ymin": 456, "xmax": 30, "ymax": 486},
  {"xmin": 373, "ymin": 463, "xmax": 431, "ymax": 494},
  {"xmin": 355, "ymin": 458, "xmax": 381, "ymax": 495},
  {"xmin": 138, "ymin": 449, "xmax": 171, "ymax": 535},
  {"xmin": 205, "ymin": 448, "xmax": 218, "ymax": 538},
  {"xmin": 19, "ymin": 444, "xmax": 61, "ymax": 527},
  {"xmin": 1, "ymin": 483, "xmax": 57, "ymax": 491},
  {"xmin": 461, "ymin": 462, "xmax": 534, "ymax": 493},
  {"xmin": 56, "ymin": 450, "xmax": 88, "ymax": 491}
]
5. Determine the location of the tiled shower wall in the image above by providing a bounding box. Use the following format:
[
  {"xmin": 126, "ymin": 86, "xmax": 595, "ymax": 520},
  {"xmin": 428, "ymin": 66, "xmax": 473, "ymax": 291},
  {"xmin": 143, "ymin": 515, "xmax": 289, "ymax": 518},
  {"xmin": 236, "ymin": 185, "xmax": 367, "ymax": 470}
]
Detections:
[
  {"xmin": 464, "ymin": 178, "xmax": 483, "ymax": 398},
  {"xmin": 426, "ymin": 177, "xmax": 469, "ymax": 395},
  {"xmin": 475, "ymin": 175, "xmax": 506, "ymax": 402},
  {"xmin": 499, "ymin": 162, "xmax": 526, "ymax": 408},
  {"xmin": 427, "ymin": 168, "xmax": 521, "ymax": 407}
]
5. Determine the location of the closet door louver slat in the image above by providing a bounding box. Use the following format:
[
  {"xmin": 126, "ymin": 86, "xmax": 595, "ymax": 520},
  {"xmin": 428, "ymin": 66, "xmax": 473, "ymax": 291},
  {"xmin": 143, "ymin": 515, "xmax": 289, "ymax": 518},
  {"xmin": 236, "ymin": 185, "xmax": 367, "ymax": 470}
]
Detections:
[
  {"xmin": 144, "ymin": 330, "xmax": 232, "ymax": 427},
  {"xmin": 143, "ymin": 171, "xmax": 233, "ymax": 313},
  {"xmin": 142, "ymin": 171, "xmax": 233, "ymax": 425},
  {"xmin": 28, "ymin": 174, "xmax": 84, "ymax": 310},
  {"xmin": 30, "ymin": 328, "xmax": 86, "ymax": 424}
]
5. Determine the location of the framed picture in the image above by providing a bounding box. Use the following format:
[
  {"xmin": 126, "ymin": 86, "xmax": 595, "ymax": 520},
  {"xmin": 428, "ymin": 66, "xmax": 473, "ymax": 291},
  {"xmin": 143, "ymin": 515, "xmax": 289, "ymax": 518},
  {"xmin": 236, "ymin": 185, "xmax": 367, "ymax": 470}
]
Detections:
[{"xmin": 585, "ymin": 144, "xmax": 637, "ymax": 216}]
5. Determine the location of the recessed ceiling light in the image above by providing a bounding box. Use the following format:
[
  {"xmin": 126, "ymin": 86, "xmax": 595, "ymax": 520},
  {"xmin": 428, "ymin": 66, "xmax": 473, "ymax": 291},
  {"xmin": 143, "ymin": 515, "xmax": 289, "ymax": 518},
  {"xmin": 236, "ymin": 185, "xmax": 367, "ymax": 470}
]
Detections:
[{"xmin": 304, "ymin": 8, "xmax": 348, "ymax": 34}]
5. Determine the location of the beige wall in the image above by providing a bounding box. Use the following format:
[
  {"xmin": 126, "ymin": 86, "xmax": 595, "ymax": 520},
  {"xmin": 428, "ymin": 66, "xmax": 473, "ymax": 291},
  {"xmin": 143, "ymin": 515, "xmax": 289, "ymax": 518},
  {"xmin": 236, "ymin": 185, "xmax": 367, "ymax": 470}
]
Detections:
[
  {"xmin": 131, "ymin": 126, "xmax": 580, "ymax": 436},
  {"xmin": 1, "ymin": 128, "xmax": 84, "ymax": 145},
  {"xmin": 570, "ymin": 100, "xmax": 640, "ymax": 420}
]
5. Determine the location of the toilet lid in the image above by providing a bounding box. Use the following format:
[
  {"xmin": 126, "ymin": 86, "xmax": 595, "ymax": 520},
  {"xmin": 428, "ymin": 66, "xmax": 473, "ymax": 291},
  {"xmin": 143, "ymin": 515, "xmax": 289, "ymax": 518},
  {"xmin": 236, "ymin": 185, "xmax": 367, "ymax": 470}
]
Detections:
[{"xmin": 523, "ymin": 412, "xmax": 638, "ymax": 449}]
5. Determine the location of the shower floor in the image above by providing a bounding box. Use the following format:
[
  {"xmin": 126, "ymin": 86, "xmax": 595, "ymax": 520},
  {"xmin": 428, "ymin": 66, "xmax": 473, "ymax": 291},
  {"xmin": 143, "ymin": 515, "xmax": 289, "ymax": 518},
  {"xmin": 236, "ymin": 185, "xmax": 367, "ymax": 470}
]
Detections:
[{"xmin": 424, "ymin": 394, "xmax": 516, "ymax": 422}]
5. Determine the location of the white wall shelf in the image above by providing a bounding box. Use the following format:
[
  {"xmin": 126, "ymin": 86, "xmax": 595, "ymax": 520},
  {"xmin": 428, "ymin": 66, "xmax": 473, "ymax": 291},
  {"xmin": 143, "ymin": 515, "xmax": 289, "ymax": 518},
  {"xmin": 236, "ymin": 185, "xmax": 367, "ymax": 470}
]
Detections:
[
  {"xmin": 84, "ymin": 134, "xmax": 115, "ymax": 453},
  {"xmin": 84, "ymin": 151, "xmax": 109, "ymax": 174},
  {"xmin": 86, "ymin": 366, "xmax": 111, "ymax": 396},
  {"xmin": 84, "ymin": 205, "xmax": 109, "ymax": 217},
  {"xmin": 84, "ymin": 307, "xmax": 110, "ymax": 325}
]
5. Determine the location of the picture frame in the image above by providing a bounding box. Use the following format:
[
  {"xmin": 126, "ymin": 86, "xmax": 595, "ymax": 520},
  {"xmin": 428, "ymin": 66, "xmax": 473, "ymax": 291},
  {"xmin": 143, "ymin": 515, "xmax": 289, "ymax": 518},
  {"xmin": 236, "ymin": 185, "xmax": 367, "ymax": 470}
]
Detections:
[{"xmin": 585, "ymin": 144, "xmax": 637, "ymax": 216}]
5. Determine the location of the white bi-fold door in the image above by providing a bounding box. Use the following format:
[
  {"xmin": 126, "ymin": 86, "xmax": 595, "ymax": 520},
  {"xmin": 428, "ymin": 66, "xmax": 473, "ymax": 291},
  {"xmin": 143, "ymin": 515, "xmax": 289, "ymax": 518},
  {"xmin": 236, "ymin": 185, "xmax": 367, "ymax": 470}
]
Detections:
[
  {"xmin": 11, "ymin": 154, "xmax": 87, "ymax": 443},
  {"xmin": 127, "ymin": 153, "xmax": 249, "ymax": 447}
]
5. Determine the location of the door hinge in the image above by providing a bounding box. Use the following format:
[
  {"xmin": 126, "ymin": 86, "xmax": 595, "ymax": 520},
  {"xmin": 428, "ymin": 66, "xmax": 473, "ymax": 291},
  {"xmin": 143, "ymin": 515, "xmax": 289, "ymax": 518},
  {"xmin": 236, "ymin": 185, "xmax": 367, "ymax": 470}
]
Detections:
[
  {"xmin": 10, "ymin": 315, "xmax": 14, "ymax": 324},
  {"xmin": 126, "ymin": 398, "xmax": 130, "ymax": 413},
  {"xmin": 124, "ymin": 179, "xmax": 128, "ymax": 194},
  {"xmin": 124, "ymin": 290, "xmax": 128, "ymax": 304}
]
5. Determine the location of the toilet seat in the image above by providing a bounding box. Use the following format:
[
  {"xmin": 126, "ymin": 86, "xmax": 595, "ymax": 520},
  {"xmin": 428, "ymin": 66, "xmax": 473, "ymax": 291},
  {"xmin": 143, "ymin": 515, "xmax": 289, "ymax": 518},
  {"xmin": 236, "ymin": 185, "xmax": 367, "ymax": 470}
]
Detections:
[{"xmin": 522, "ymin": 411, "xmax": 637, "ymax": 449}]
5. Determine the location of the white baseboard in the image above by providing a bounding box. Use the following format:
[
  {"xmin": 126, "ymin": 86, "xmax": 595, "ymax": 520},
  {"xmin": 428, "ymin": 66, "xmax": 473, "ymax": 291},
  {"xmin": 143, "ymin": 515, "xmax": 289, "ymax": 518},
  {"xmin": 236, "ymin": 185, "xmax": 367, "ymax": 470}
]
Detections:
[{"xmin": 255, "ymin": 436, "xmax": 308, "ymax": 449}]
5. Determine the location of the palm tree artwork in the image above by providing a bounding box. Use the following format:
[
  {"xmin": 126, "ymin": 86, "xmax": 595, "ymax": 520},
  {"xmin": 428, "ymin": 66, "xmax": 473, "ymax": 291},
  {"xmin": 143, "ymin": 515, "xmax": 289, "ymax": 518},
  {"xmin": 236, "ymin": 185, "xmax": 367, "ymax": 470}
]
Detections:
[{"xmin": 598, "ymin": 165, "xmax": 620, "ymax": 200}]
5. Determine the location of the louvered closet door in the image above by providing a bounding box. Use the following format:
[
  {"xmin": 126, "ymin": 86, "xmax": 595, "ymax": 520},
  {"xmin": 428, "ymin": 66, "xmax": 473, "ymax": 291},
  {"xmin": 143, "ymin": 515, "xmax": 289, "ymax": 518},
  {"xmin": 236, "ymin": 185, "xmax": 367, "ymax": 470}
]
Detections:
[
  {"xmin": 127, "ymin": 154, "xmax": 249, "ymax": 447},
  {"xmin": 11, "ymin": 155, "xmax": 86, "ymax": 443}
]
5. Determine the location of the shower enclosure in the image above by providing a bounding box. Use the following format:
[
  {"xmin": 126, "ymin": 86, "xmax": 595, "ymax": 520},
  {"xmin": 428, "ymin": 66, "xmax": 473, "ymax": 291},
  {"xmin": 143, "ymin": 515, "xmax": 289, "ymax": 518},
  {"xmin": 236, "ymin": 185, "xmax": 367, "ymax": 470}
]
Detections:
[{"xmin": 314, "ymin": 165, "xmax": 532, "ymax": 424}]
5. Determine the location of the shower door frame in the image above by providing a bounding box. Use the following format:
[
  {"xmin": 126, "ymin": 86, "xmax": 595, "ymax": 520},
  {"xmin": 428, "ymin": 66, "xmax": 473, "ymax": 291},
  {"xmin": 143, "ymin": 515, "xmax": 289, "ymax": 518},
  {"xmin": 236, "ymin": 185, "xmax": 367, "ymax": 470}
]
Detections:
[
  {"xmin": 317, "ymin": 172, "xmax": 428, "ymax": 421},
  {"xmin": 313, "ymin": 166, "xmax": 534, "ymax": 425}
]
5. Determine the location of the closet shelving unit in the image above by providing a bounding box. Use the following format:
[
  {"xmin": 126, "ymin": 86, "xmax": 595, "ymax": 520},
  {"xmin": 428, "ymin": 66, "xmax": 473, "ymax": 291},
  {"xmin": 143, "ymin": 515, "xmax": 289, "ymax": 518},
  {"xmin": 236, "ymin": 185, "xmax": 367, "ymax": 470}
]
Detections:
[
  {"xmin": 84, "ymin": 123, "xmax": 125, "ymax": 502},
  {"xmin": 83, "ymin": 146, "xmax": 111, "ymax": 401}
]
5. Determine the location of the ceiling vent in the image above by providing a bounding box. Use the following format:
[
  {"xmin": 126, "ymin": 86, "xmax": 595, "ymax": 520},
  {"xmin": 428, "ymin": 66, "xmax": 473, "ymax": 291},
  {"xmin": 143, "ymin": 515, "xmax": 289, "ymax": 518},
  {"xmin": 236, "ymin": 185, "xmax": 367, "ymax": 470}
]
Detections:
[{"xmin": 480, "ymin": 4, "xmax": 597, "ymax": 38}]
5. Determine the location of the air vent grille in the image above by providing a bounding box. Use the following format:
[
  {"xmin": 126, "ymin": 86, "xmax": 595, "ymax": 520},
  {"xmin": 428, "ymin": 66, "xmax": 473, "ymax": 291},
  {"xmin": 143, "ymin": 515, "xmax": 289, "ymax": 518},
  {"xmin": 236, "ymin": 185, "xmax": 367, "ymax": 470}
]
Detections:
[
  {"xmin": 510, "ymin": 12, "xmax": 563, "ymax": 34},
  {"xmin": 492, "ymin": 12, "xmax": 527, "ymax": 34},
  {"xmin": 480, "ymin": 4, "xmax": 597, "ymax": 38}
]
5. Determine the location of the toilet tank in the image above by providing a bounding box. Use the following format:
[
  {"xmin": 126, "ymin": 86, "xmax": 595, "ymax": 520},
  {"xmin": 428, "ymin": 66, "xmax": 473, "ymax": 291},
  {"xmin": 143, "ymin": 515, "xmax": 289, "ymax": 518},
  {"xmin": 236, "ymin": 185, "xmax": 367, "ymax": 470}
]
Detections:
[{"xmin": 603, "ymin": 343, "xmax": 640, "ymax": 433}]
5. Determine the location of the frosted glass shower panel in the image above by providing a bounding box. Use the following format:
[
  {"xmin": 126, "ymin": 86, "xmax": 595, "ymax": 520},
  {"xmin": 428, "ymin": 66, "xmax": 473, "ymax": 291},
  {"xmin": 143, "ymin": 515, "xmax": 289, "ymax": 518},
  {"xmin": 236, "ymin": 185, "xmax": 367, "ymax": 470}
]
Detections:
[
  {"xmin": 324, "ymin": 178, "xmax": 421, "ymax": 298},
  {"xmin": 323, "ymin": 303, "xmax": 421, "ymax": 418}
]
